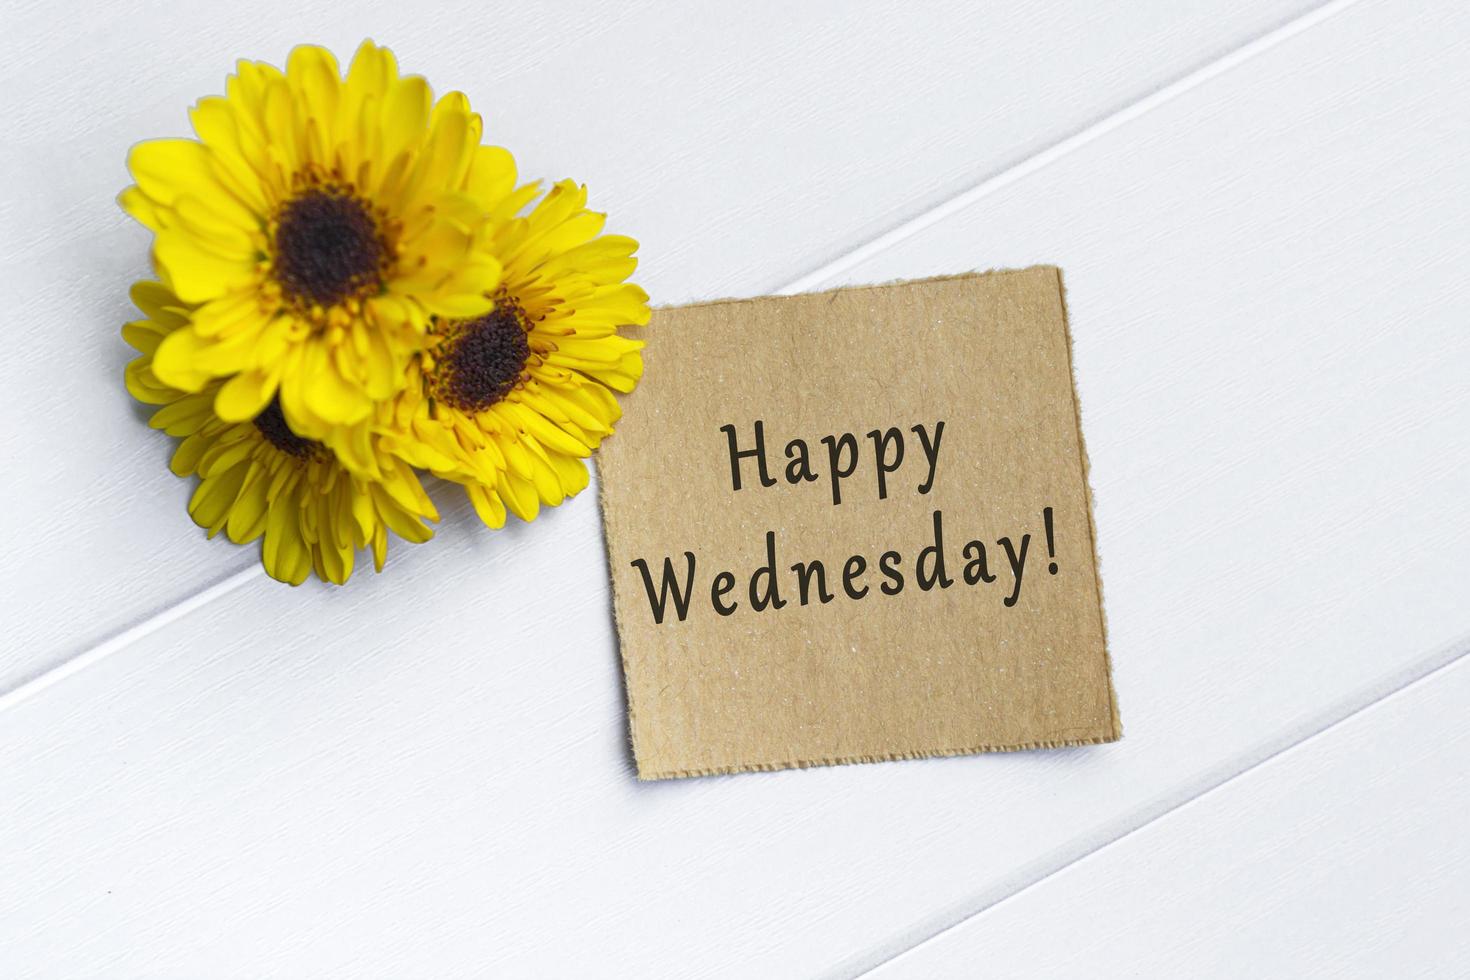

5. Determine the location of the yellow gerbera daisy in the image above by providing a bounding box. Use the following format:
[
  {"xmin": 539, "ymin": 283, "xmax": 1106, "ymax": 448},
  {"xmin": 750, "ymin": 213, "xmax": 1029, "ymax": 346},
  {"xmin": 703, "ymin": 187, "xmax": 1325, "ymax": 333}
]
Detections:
[
  {"xmin": 379, "ymin": 179, "xmax": 649, "ymax": 528},
  {"xmin": 119, "ymin": 40, "xmax": 513, "ymax": 472},
  {"xmin": 124, "ymin": 281, "xmax": 438, "ymax": 585}
]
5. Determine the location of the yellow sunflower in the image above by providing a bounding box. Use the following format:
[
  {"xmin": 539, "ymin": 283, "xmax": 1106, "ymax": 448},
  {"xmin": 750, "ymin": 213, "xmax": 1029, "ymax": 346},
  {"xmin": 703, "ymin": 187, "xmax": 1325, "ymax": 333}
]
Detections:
[
  {"xmin": 378, "ymin": 179, "xmax": 649, "ymax": 528},
  {"xmin": 124, "ymin": 281, "xmax": 437, "ymax": 585},
  {"xmin": 119, "ymin": 40, "xmax": 514, "ymax": 473}
]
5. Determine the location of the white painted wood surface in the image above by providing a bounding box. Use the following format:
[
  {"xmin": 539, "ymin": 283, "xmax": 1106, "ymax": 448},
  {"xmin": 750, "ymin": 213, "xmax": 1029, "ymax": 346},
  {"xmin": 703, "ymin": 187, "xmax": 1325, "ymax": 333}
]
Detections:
[
  {"xmin": 867, "ymin": 653, "xmax": 1470, "ymax": 979},
  {"xmin": 0, "ymin": 0, "xmax": 1320, "ymax": 687},
  {"xmin": 3, "ymin": 0, "xmax": 1468, "ymax": 977}
]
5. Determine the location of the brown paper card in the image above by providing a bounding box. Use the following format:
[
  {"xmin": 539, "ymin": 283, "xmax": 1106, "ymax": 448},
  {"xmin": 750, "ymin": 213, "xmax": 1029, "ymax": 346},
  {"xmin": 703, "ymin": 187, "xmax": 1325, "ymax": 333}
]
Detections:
[{"xmin": 597, "ymin": 268, "xmax": 1119, "ymax": 779}]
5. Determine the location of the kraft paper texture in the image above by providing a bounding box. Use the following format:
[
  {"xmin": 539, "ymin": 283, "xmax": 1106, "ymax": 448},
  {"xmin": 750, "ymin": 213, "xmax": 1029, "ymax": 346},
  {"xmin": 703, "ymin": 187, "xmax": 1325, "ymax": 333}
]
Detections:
[{"xmin": 597, "ymin": 268, "xmax": 1119, "ymax": 779}]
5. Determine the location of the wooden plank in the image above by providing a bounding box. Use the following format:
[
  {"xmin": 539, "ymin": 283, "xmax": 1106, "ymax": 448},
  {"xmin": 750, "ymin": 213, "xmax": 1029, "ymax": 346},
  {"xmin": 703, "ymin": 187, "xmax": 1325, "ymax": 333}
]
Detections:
[
  {"xmin": 865, "ymin": 652, "xmax": 1470, "ymax": 979},
  {"xmin": 5, "ymin": 1, "xmax": 1468, "ymax": 977},
  {"xmin": 0, "ymin": 0, "xmax": 1320, "ymax": 686}
]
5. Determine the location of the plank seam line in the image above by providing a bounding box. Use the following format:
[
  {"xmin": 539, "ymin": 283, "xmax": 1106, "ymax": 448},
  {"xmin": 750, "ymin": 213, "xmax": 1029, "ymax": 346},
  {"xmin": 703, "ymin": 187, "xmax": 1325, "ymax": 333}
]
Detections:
[
  {"xmin": 843, "ymin": 635, "xmax": 1470, "ymax": 980},
  {"xmin": 1, "ymin": 0, "xmax": 1360, "ymax": 713},
  {"xmin": 0, "ymin": 566, "xmax": 262, "ymax": 712},
  {"xmin": 778, "ymin": 0, "xmax": 1363, "ymax": 296}
]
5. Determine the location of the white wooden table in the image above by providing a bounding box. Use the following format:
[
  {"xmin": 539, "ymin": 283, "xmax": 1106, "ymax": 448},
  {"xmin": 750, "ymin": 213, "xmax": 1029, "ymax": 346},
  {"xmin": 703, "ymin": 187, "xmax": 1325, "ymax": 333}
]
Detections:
[{"xmin": 2, "ymin": 1, "xmax": 1468, "ymax": 976}]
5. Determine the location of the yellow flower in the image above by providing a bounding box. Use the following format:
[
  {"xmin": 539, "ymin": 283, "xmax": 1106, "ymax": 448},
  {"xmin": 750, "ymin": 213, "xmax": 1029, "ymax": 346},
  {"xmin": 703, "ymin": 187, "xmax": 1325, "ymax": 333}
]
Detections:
[
  {"xmin": 379, "ymin": 180, "xmax": 649, "ymax": 528},
  {"xmin": 119, "ymin": 40, "xmax": 515, "ymax": 473},
  {"xmin": 124, "ymin": 281, "xmax": 438, "ymax": 585}
]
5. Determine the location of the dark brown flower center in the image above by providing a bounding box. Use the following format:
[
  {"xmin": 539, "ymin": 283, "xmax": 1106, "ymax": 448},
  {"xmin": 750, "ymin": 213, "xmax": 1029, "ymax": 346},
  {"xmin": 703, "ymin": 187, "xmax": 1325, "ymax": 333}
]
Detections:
[
  {"xmin": 252, "ymin": 398, "xmax": 321, "ymax": 460},
  {"xmin": 273, "ymin": 188, "xmax": 385, "ymax": 308},
  {"xmin": 435, "ymin": 303, "xmax": 532, "ymax": 413}
]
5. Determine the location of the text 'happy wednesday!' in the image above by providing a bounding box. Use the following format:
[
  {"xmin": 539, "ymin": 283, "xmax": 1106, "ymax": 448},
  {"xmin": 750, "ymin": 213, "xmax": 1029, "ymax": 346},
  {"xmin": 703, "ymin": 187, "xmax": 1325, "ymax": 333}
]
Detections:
[{"xmin": 628, "ymin": 420, "xmax": 1060, "ymax": 625}]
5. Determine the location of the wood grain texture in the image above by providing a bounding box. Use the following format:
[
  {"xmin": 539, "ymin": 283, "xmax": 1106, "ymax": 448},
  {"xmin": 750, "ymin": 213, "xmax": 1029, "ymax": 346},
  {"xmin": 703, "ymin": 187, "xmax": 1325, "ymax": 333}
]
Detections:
[
  {"xmin": 3, "ymin": 0, "xmax": 1468, "ymax": 977},
  {"xmin": 865, "ymin": 652, "xmax": 1470, "ymax": 979},
  {"xmin": 0, "ymin": 0, "xmax": 1320, "ymax": 687}
]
